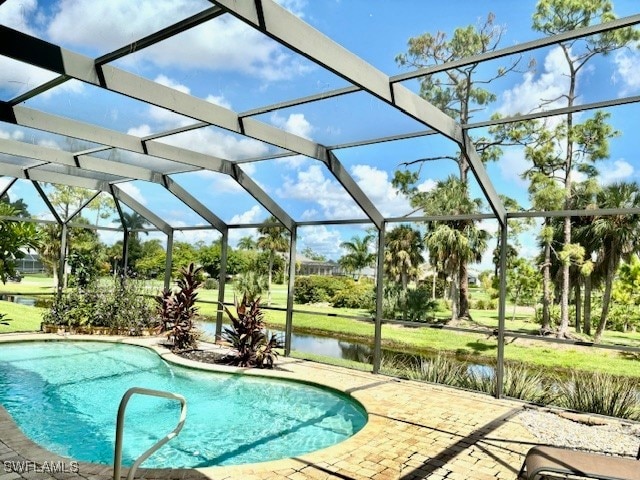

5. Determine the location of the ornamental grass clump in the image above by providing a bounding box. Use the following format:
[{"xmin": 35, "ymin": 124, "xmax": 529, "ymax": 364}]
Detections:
[
  {"xmin": 220, "ymin": 295, "xmax": 282, "ymax": 368},
  {"xmin": 558, "ymin": 371, "xmax": 640, "ymax": 420}
]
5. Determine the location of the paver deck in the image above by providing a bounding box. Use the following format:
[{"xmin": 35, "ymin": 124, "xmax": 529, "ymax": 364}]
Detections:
[{"xmin": 0, "ymin": 333, "xmax": 540, "ymax": 479}]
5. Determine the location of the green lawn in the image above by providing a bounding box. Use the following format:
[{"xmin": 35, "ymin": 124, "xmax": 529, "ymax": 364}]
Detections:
[
  {"xmin": 3, "ymin": 276, "xmax": 640, "ymax": 377},
  {"xmin": 0, "ymin": 301, "xmax": 46, "ymax": 333}
]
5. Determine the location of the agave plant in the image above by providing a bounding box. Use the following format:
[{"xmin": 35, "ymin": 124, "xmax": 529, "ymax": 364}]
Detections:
[
  {"xmin": 155, "ymin": 262, "xmax": 202, "ymax": 351},
  {"xmin": 220, "ymin": 295, "xmax": 282, "ymax": 368}
]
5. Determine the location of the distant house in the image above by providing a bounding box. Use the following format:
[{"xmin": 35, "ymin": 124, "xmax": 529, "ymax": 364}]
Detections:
[
  {"xmin": 297, "ymin": 254, "xmax": 340, "ymax": 276},
  {"xmin": 15, "ymin": 251, "xmax": 45, "ymax": 274},
  {"xmin": 296, "ymin": 254, "xmax": 376, "ymax": 279}
]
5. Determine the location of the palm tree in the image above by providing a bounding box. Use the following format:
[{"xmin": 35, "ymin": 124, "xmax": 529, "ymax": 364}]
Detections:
[
  {"xmin": 237, "ymin": 235, "xmax": 257, "ymax": 250},
  {"xmin": 257, "ymin": 216, "xmax": 289, "ymax": 306},
  {"xmin": 590, "ymin": 182, "xmax": 640, "ymax": 343},
  {"xmin": 421, "ymin": 176, "xmax": 489, "ymax": 320},
  {"xmin": 339, "ymin": 234, "xmax": 375, "ymax": 279},
  {"xmin": 426, "ymin": 221, "xmax": 489, "ymax": 322},
  {"xmin": 384, "ymin": 225, "xmax": 424, "ymax": 291},
  {"xmin": 120, "ymin": 211, "xmax": 149, "ymax": 241}
]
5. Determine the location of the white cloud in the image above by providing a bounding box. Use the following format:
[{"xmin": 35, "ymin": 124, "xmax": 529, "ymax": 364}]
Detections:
[
  {"xmin": 417, "ymin": 179, "xmax": 436, "ymax": 192},
  {"xmin": 117, "ymin": 183, "xmax": 147, "ymax": 206},
  {"xmin": 612, "ymin": 47, "xmax": 640, "ymax": 95},
  {"xmin": 271, "ymin": 112, "xmax": 313, "ymax": 139},
  {"xmin": 0, "ymin": 0, "xmax": 38, "ymax": 35},
  {"xmin": 126, "ymin": 75, "xmax": 269, "ymax": 161},
  {"xmin": 0, "ymin": 129, "xmax": 25, "ymax": 142},
  {"xmin": 498, "ymin": 46, "xmax": 570, "ymax": 117},
  {"xmin": 598, "ymin": 159, "xmax": 634, "ymax": 185},
  {"xmin": 229, "ymin": 205, "xmax": 263, "ymax": 224},
  {"xmin": 350, "ymin": 164, "xmax": 414, "ymax": 217},
  {"xmin": 277, "ymin": 164, "xmax": 364, "ymax": 219},
  {"xmin": 46, "ymin": 0, "xmax": 313, "ymax": 81},
  {"xmin": 301, "ymin": 208, "xmax": 319, "ymax": 220},
  {"xmin": 497, "ymin": 148, "xmax": 529, "ymax": 188},
  {"xmin": 275, "ymin": 154, "xmax": 309, "ymax": 169},
  {"xmin": 298, "ymin": 225, "xmax": 343, "ymax": 260}
]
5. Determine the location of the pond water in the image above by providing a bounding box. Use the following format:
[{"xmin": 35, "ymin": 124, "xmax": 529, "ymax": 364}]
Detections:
[{"xmin": 199, "ymin": 321, "xmax": 375, "ymax": 364}]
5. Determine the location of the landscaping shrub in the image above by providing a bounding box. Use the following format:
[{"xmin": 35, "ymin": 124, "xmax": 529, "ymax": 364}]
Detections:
[
  {"xmin": 294, "ymin": 275, "xmax": 353, "ymax": 304},
  {"xmin": 203, "ymin": 277, "xmax": 219, "ymax": 290},
  {"xmin": 331, "ymin": 281, "xmax": 375, "ymax": 308},
  {"xmin": 43, "ymin": 278, "xmax": 156, "ymax": 334},
  {"xmin": 473, "ymin": 298, "xmax": 498, "ymax": 310},
  {"xmin": 234, "ymin": 271, "xmax": 267, "ymax": 302},
  {"xmin": 405, "ymin": 286, "xmax": 439, "ymax": 321},
  {"xmin": 373, "ymin": 284, "xmax": 438, "ymax": 321},
  {"xmin": 380, "ymin": 353, "xmax": 639, "ymax": 420}
]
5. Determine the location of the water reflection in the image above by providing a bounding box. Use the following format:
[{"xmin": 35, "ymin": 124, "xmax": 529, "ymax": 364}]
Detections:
[{"xmin": 198, "ymin": 321, "xmax": 373, "ymax": 364}]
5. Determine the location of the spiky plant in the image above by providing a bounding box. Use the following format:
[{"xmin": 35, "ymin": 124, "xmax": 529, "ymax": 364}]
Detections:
[
  {"xmin": 220, "ymin": 295, "xmax": 282, "ymax": 368},
  {"xmin": 155, "ymin": 262, "xmax": 202, "ymax": 351}
]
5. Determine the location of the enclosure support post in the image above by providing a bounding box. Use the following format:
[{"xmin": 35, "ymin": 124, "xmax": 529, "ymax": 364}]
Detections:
[
  {"xmin": 121, "ymin": 229, "xmax": 129, "ymax": 281},
  {"xmin": 57, "ymin": 223, "xmax": 68, "ymax": 296},
  {"xmin": 373, "ymin": 221, "xmax": 385, "ymax": 374},
  {"xmin": 285, "ymin": 224, "xmax": 297, "ymax": 356},
  {"xmin": 164, "ymin": 229, "xmax": 173, "ymax": 291},
  {"xmin": 496, "ymin": 221, "xmax": 509, "ymax": 399},
  {"xmin": 216, "ymin": 229, "xmax": 229, "ymax": 340}
]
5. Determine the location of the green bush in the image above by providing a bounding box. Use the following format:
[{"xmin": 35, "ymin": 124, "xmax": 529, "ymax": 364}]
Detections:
[
  {"xmin": 43, "ymin": 278, "xmax": 156, "ymax": 334},
  {"xmin": 203, "ymin": 277, "xmax": 219, "ymax": 290},
  {"xmin": 405, "ymin": 286, "xmax": 438, "ymax": 321},
  {"xmin": 473, "ymin": 298, "xmax": 497, "ymax": 310},
  {"xmin": 331, "ymin": 281, "xmax": 375, "ymax": 308},
  {"xmin": 294, "ymin": 275, "xmax": 354, "ymax": 304}
]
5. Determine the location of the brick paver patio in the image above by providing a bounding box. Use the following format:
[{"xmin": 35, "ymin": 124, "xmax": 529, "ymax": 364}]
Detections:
[{"xmin": 0, "ymin": 334, "xmax": 540, "ymax": 479}]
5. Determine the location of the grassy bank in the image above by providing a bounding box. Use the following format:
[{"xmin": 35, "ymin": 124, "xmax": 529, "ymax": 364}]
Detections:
[{"xmin": 3, "ymin": 277, "xmax": 640, "ymax": 377}]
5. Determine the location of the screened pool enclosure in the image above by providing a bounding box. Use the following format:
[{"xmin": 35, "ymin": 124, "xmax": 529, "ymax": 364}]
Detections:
[{"xmin": 1, "ymin": 1, "xmax": 640, "ymax": 397}]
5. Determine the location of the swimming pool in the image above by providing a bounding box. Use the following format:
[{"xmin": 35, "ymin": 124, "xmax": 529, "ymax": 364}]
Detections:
[{"xmin": 0, "ymin": 341, "xmax": 367, "ymax": 468}]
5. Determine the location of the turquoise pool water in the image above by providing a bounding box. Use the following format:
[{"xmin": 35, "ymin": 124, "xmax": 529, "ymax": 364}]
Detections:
[{"xmin": 0, "ymin": 341, "xmax": 367, "ymax": 468}]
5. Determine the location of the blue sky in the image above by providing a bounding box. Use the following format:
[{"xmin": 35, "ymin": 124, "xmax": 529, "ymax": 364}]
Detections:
[{"xmin": 1, "ymin": 0, "xmax": 639, "ymax": 266}]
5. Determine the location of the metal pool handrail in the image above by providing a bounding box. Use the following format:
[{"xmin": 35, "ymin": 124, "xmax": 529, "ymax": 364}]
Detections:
[{"xmin": 113, "ymin": 387, "xmax": 187, "ymax": 480}]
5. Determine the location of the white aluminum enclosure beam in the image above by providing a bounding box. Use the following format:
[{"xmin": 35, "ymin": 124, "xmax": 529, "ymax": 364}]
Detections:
[
  {"xmin": 162, "ymin": 176, "xmax": 227, "ymax": 233},
  {"xmin": 0, "ymin": 26, "xmax": 381, "ymax": 229},
  {"xmin": 0, "ymin": 137, "xmax": 228, "ymax": 231},
  {"xmin": 213, "ymin": 0, "xmax": 462, "ymax": 143},
  {"xmin": 111, "ymin": 186, "xmax": 172, "ymax": 235},
  {"xmin": 210, "ymin": 0, "xmax": 500, "ymax": 223},
  {"xmin": 462, "ymin": 133, "xmax": 507, "ymax": 222},
  {"xmin": 0, "ymin": 160, "xmax": 109, "ymax": 191},
  {"xmin": 0, "ymin": 106, "xmax": 293, "ymax": 228},
  {"xmin": 0, "ymin": 138, "xmax": 153, "ymax": 182}
]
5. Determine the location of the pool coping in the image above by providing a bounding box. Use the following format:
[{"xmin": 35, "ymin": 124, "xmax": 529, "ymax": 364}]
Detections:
[{"xmin": 0, "ymin": 332, "xmax": 537, "ymax": 479}]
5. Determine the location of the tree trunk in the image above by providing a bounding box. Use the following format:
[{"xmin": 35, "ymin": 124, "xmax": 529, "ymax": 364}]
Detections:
[
  {"xmin": 432, "ymin": 272, "xmax": 436, "ymax": 299},
  {"xmin": 594, "ymin": 254, "xmax": 616, "ymax": 343},
  {"xmin": 584, "ymin": 274, "xmax": 592, "ymax": 335},
  {"xmin": 458, "ymin": 261, "xmax": 470, "ymax": 319},
  {"xmin": 511, "ymin": 288, "xmax": 520, "ymax": 322},
  {"xmin": 267, "ymin": 255, "xmax": 273, "ymax": 306},
  {"xmin": 574, "ymin": 280, "xmax": 581, "ymax": 334},
  {"xmin": 449, "ymin": 272, "xmax": 459, "ymax": 323},
  {"xmin": 558, "ymin": 59, "xmax": 576, "ymax": 339},
  {"xmin": 402, "ymin": 271, "xmax": 408, "ymax": 321},
  {"xmin": 541, "ymin": 238, "xmax": 552, "ymax": 332}
]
